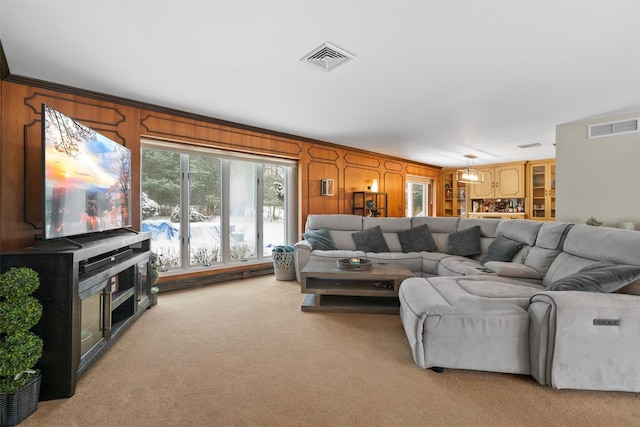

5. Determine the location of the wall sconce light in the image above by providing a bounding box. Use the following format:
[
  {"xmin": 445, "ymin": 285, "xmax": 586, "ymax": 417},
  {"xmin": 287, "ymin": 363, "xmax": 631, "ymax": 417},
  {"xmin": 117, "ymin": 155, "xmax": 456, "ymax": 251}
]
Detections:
[
  {"xmin": 321, "ymin": 179, "xmax": 334, "ymax": 196},
  {"xmin": 371, "ymin": 179, "xmax": 379, "ymax": 192}
]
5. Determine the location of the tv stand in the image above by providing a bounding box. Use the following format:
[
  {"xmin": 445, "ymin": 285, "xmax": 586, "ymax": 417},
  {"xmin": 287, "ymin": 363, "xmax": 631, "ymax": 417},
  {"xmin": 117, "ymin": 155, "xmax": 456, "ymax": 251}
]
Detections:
[
  {"xmin": 1, "ymin": 231, "xmax": 152, "ymax": 401},
  {"xmin": 33, "ymin": 236, "xmax": 84, "ymax": 250}
]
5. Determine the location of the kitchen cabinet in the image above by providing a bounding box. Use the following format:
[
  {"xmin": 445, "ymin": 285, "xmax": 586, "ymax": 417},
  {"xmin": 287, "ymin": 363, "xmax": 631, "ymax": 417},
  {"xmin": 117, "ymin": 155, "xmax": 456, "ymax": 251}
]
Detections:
[
  {"xmin": 527, "ymin": 159, "xmax": 556, "ymax": 221},
  {"xmin": 468, "ymin": 162, "xmax": 525, "ymax": 199}
]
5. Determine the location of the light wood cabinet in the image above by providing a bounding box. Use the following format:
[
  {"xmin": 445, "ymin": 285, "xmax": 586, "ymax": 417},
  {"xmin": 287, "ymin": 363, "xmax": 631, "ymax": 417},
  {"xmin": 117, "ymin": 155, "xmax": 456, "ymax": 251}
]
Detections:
[
  {"xmin": 440, "ymin": 169, "xmax": 466, "ymax": 217},
  {"xmin": 469, "ymin": 162, "xmax": 525, "ymax": 199},
  {"xmin": 527, "ymin": 159, "xmax": 556, "ymax": 221}
]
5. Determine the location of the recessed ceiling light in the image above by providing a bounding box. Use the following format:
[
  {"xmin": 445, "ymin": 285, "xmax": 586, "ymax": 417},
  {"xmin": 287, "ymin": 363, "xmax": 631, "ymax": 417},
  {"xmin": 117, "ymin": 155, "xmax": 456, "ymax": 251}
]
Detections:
[
  {"xmin": 517, "ymin": 143, "xmax": 542, "ymax": 149},
  {"xmin": 301, "ymin": 42, "xmax": 355, "ymax": 72}
]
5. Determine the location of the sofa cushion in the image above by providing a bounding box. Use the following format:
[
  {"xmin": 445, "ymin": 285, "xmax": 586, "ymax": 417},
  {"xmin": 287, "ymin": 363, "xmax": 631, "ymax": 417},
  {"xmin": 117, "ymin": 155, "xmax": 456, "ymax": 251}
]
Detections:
[
  {"xmin": 484, "ymin": 261, "xmax": 542, "ymax": 280},
  {"xmin": 352, "ymin": 226, "xmax": 390, "ymax": 253},
  {"xmin": 398, "ymin": 224, "xmax": 437, "ymax": 253},
  {"xmin": 421, "ymin": 252, "xmax": 453, "ymax": 276},
  {"xmin": 412, "ymin": 217, "xmax": 460, "ymax": 252},
  {"xmin": 327, "ymin": 230, "xmax": 358, "ymax": 250},
  {"xmin": 523, "ymin": 222, "xmax": 573, "ymax": 278},
  {"xmin": 306, "ymin": 214, "xmax": 362, "ymax": 231},
  {"xmin": 546, "ymin": 263, "xmax": 640, "ymax": 293},
  {"xmin": 363, "ymin": 216, "xmax": 411, "ymax": 232},
  {"xmin": 438, "ymin": 256, "xmax": 483, "ymax": 276},
  {"xmin": 445, "ymin": 225, "xmax": 481, "ymax": 256},
  {"xmin": 543, "ymin": 225, "xmax": 640, "ymax": 288},
  {"xmin": 302, "ymin": 228, "xmax": 337, "ymax": 251},
  {"xmin": 480, "ymin": 237, "xmax": 523, "ymax": 265},
  {"xmin": 495, "ymin": 219, "xmax": 542, "ymax": 246}
]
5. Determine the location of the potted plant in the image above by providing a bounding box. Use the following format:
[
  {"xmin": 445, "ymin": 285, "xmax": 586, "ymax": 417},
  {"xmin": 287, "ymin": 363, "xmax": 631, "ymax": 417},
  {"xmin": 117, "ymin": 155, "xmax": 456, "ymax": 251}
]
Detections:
[
  {"xmin": 0, "ymin": 267, "xmax": 44, "ymax": 426},
  {"xmin": 586, "ymin": 217, "xmax": 603, "ymax": 226}
]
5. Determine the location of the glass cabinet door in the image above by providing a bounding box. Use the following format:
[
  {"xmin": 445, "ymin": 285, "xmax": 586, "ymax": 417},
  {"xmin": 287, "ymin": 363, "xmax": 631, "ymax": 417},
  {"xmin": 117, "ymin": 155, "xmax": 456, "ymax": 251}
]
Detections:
[
  {"xmin": 529, "ymin": 161, "xmax": 555, "ymax": 221},
  {"xmin": 531, "ymin": 165, "xmax": 547, "ymax": 219},
  {"xmin": 80, "ymin": 288, "xmax": 107, "ymax": 359},
  {"xmin": 137, "ymin": 260, "xmax": 149, "ymax": 306}
]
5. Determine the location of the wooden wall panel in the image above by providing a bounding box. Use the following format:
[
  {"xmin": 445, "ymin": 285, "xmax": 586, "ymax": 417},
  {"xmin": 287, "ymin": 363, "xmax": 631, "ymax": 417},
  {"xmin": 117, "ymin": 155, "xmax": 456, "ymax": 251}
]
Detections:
[
  {"xmin": 384, "ymin": 172, "xmax": 405, "ymax": 217},
  {"xmin": 1, "ymin": 78, "xmax": 441, "ymax": 263},
  {"xmin": 344, "ymin": 166, "xmax": 380, "ymax": 215},
  {"xmin": 306, "ymin": 162, "xmax": 340, "ymax": 215},
  {"xmin": 344, "ymin": 152, "xmax": 380, "ymax": 168},
  {"xmin": 140, "ymin": 112, "xmax": 302, "ymax": 159}
]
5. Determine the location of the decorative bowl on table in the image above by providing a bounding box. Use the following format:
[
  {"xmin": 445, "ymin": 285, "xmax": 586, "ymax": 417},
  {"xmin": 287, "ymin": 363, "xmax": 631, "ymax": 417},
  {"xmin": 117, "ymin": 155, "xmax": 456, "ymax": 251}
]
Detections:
[{"xmin": 337, "ymin": 258, "xmax": 372, "ymax": 271}]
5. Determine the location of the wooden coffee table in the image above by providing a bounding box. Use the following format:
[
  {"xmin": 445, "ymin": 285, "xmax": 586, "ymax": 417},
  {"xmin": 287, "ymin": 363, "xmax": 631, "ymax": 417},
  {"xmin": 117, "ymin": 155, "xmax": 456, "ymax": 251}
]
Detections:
[{"xmin": 300, "ymin": 261, "xmax": 414, "ymax": 314}]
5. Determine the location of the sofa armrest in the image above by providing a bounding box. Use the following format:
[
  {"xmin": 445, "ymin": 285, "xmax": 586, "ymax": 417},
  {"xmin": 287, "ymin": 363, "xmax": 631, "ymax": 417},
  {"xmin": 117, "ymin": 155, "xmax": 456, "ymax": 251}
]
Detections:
[
  {"xmin": 528, "ymin": 291, "xmax": 640, "ymax": 392},
  {"xmin": 293, "ymin": 241, "xmax": 313, "ymax": 282}
]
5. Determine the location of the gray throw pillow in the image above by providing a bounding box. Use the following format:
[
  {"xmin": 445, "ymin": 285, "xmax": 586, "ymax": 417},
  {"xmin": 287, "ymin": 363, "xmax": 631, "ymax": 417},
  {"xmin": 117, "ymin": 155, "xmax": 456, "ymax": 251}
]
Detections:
[
  {"xmin": 352, "ymin": 226, "xmax": 390, "ymax": 253},
  {"xmin": 302, "ymin": 228, "xmax": 337, "ymax": 250},
  {"xmin": 480, "ymin": 237, "xmax": 523, "ymax": 265},
  {"xmin": 445, "ymin": 225, "xmax": 481, "ymax": 256},
  {"xmin": 398, "ymin": 224, "xmax": 437, "ymax": 253},
  {"xmin": 546, "ymin": 263, "xmax": 640, "ymax": 293}
]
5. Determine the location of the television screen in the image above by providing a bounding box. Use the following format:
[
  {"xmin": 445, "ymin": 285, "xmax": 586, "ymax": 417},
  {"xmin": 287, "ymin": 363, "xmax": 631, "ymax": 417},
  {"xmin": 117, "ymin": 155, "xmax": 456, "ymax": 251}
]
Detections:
[{"xmin": 42, "ymin": 104, "xmax": 132, "ymax": 240}]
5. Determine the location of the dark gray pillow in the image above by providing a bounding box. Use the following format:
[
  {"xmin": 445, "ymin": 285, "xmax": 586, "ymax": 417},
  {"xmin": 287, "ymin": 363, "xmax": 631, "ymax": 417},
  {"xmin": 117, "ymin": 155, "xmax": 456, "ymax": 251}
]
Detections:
[
  {"xmin": 480, "ymin": 237, "xmax": 523, "ymax": 265},
  {"xmin": 398, "ymin": 224, "xmax": 437, "ymax": 253},
  {"xmin": 445, "ymin": 225, "xmax": 481, "ymax": 256},
  {"xmin": 302, "ymin": 228, "xmax": 337, "ymax": 251},
  {"xmin": 546, "ymin": 263, "xmax": 640, "ymax": 293},
  {"xmin": 352, "ymin": 226, "xmax": 390, "ymax": 253}
]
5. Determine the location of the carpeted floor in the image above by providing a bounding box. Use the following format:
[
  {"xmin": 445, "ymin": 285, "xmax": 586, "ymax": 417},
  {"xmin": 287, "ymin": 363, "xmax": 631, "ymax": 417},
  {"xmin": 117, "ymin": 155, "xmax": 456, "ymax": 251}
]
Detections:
[{"xmin": 21, "ymin": 275, "xmax": 640, "ymax": 426}]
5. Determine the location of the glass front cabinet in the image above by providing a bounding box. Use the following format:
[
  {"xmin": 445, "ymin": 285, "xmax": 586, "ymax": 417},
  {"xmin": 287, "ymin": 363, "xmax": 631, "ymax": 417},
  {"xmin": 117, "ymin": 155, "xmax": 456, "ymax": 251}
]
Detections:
[
  {"xmin": 527, "ymin": 159, "xmax": 556, "ymax": 221},
  {"xmin": 440, "ymin": 168, "xmax": 466, "ymax": 217}
]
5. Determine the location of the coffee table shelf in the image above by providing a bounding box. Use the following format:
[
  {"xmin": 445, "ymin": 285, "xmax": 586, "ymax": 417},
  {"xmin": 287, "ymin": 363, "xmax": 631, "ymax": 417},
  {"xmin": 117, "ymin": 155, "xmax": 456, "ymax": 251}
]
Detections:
[{"xmin": 300, "ymin": 261, "xmax": 413, "ymax": 314}]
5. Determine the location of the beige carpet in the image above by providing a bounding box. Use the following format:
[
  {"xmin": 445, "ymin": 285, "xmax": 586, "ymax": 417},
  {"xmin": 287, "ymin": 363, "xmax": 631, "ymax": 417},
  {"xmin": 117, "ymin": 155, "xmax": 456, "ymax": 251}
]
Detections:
[{"xmin": 22, "ymin": 275, "xmax": 640, "ymax": 427}]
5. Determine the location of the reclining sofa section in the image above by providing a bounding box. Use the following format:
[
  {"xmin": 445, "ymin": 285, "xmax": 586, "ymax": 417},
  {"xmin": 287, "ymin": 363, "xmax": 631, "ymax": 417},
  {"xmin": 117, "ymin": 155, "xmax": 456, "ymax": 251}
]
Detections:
[{"xmin": 294, "ymin": 215, "xmax": 640, "ymax": 393}]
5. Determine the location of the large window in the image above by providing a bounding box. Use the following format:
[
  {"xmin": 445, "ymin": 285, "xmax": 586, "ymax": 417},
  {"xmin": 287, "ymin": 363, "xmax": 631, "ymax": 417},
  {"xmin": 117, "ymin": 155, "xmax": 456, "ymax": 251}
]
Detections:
[
  {"xmin": 141, "ymin": 141, "xmax": 296, "ymax": 274},
  {"xmin": 406, "ymin": 176, "xmax": 433, "ymax": 217}
]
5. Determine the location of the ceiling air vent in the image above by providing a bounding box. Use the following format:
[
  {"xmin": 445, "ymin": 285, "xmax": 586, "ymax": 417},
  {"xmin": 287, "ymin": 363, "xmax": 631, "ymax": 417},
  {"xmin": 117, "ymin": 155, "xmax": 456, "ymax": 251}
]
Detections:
[
  {"xmin": 301, "ymin": 42, "xmax": 355, "ymax": 72},
  {"xmin": 517, "ymin": 143, "xmax": 542, "ymax": 149},
  {"xmin": 588, "ymin": 118, "xmax": 639, "ymax": 139}
]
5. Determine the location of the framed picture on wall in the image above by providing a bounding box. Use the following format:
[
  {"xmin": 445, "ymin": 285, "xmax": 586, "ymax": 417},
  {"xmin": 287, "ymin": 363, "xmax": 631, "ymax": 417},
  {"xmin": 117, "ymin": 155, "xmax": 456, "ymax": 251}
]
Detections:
[{"xmin": 321, "ymin": 179, "xmax": 334, "ymax": 196}]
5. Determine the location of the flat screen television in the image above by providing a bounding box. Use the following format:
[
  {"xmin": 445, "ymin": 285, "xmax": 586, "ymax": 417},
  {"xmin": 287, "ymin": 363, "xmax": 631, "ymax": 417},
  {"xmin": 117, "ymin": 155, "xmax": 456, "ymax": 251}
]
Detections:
[{"xmin": 42, "ymin": 104, "xmax": 132, "ymax": 240}]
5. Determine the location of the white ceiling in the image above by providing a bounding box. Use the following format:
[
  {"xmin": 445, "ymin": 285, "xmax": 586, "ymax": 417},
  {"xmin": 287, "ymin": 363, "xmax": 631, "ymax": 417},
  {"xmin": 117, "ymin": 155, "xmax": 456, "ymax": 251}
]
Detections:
[{"xmin": 1, "ymin": 0, "xmax": 639, "ymax": 167}]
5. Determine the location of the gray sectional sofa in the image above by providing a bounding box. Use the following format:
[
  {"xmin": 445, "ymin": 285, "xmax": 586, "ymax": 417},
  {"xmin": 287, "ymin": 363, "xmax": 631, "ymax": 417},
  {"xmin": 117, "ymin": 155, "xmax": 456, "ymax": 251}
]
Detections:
[{"xmin": 293, "ymin": 214, "xmax": 640, "ymax": 393}]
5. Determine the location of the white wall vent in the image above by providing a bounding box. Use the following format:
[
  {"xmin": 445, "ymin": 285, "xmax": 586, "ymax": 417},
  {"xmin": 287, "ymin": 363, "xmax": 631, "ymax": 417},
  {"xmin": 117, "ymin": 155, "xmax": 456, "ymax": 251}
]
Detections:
[
  {"xmin": 301, "ymin": 42, "xmax": 355, "ymax": 72},
  {"xmin": 517, "ymin": 143, "xmax": 542, "ymax": 149},
  {"xmin": 588, "ymin": 118, "xmax": 639, "ymax": 139}
]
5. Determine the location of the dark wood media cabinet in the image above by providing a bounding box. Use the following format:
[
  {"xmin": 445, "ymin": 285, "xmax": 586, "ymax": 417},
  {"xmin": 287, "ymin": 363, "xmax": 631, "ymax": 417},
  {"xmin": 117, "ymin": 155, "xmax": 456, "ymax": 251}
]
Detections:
[{"xmin": 1, "ymin": 231, "xmax": 152, "ymax": 401}]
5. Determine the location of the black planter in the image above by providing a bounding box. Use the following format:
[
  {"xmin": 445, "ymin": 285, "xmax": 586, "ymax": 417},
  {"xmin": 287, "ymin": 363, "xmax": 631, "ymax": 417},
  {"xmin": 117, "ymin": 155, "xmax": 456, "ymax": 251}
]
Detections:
[{"xmin": 0, "ymin": 375, "xmax": 41, "ymax": 427}]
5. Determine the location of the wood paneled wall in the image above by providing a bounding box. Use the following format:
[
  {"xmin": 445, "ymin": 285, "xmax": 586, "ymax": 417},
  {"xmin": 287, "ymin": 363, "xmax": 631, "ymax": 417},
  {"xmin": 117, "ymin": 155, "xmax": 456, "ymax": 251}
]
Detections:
[{"xmin": 0, "ymin": 78, "xmax": 441, "ymax": 259}]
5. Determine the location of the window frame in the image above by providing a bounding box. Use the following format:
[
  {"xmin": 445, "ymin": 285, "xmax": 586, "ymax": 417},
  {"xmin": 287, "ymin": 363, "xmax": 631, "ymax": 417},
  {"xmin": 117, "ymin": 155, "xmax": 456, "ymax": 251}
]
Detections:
[{"xmin": 140, "ymin": 139, "xmax": 298, "ymax": 277}]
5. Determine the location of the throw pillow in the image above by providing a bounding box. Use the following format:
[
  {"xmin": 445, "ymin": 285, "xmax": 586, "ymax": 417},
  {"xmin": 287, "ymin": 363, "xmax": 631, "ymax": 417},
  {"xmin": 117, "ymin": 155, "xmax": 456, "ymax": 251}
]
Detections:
[
  {"xmin": 302, "ymin": 228, "xmax": 337, "ymax": 251},
  {"xmin": 546, "ymin": 263, "xmax": 640, "ymax": 293},
  {"xmin": 398, "ymin": 224, "xmax": 437, "ymax": 253},
  {"xmin": 445, "ymin": 225, "xmax": 481, "ymax": 256},
  {"xmin": 352, "ymin": 226, "xmax": 390, "ymax": 253},
  {"xmin": 480, "ymin": 237, "xmax": 523, "ymax": 265}
]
